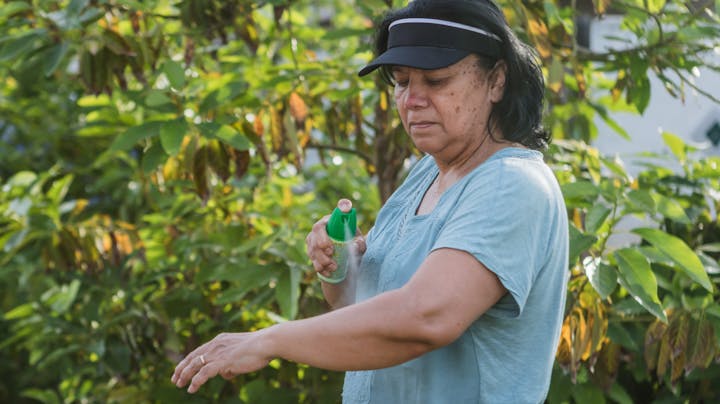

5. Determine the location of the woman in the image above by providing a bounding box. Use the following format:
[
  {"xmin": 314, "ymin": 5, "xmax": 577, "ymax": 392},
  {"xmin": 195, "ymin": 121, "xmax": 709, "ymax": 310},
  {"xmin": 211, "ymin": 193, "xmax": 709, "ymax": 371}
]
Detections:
[{"xmin": 172, "ymin": 1, "xmax": 568, "ymax": 402}]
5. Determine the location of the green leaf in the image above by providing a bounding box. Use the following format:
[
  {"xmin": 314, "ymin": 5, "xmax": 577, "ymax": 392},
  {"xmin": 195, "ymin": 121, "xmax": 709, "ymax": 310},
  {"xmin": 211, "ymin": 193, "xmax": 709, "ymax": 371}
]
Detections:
[
  {"xmin": 607, "ymin": 321, "xmax": 640, "ymax": 351},
  {"xmin": 0, "ymin": 2, "xmax": 32, "ymax": 20},
  {"xmin": 77, "ymin": 8, "xmax": 103, "ymax": 25},
  {"xmin": 196, "ymin": 260, "xmax": 261, "ymax": 284},
  {"xmin": 44, "ymin": 279, "xmax": 81, "ymax": 314},
  {"xmin": 145, "ymin": 90, "xmax": 172, "ymax": 107},
  {"xmin": 43, "ymin": 42, "xmax": 68, "ymax": 77},
  {"xmin": 650, "ymin": 193, "xmax": 691, "ymax": 224},
  {"xmin": 662, "ymin": 132, "xmax": 686, "ymax": 162},
  {"xmin": 159, "ymin": 118, "xmax": 187, "ymax": 156},
  {"xmin": 626, "ymin": 189, "xmax": 655, "ymax": 213},
  {"xmin": 276, "ymin": 267, "xmax": 300, "ymax": 320},
  {"xmin": 600, "ymin": 155, "xmax": 629, "ymax": 179},
  {"xmin": 3, "ymin": 303, "xmax": 36, "ymax": 320},
  {"xmin": 110, "ymin": 121, "xmax": 163, "ymax": 152},
  {"xmin": 591, "ymin": 103, "xmax": 630, "ymax": 140},
  {"xmin": 571, "ymin": 382, "xmax": 606, "ymax": 404},
  {"xmin": 569, "ymin": 223, "xmax": 597, "ymax": 264},
  {"xmin": 585, "ymin": 259, "xmax": 617, "ymax": 299},
  {"xmin": 607, "ymin": 383, "xmax": 633, "ymax": 404},
  {"xmin": 614, "ymin": 248, "xmax": 666, "ymax": 322},
  {"xmin": 629, "ymin": 73, "xmax": 651, "ymax": 114},
  {"xmin": 632, "ymin": 228, "xmax": 712, "ymax": 292},
  {"xmin": 0, "ymin": 30, "xmax": 44, "ymax": 62},
  {"xmin": 163, "ymin": 60, "xmax": 185, "ymax": 89},
  {"xmin": 67, "ymin": 0, "xmax": 90, "ymax": 15},
  {"xmin": 36, "ymin": 344, "xmax": 82, "ymax": 369},
  {"xmin": 646, "ymin": 0, "xmax": 667, "ymax": 13},
  {"xmin": 212, "ymin": 268, "xmax": 275, "ymax": 305},
  {"xmin": 21, "ymin": 388, "xmax": 61, "ymax": 404},
  {"xmin": 8, "ymin": 171, "xmax": 37, "ymax": 187},
  {"xmin": 585, "ymin": 204, "xmax": 612, "ymax": 234},
  {"xmin": 198, "ymin": 123, "xmax": 250, "ymax": 150},
  {"xmin": 47, "ymin": 174, "xmax": 74, "ymax": 204},
  {"xmin": 1, "ymin": 227, "xmax": 29, "ymax": 255},
  {"xmin": 141, "ymin": 142, "xmax": 167, "ymax": 173},
  {"xmin": 561, "ymin": 181, "xmax": 600, "ymax": 201},
  {"xmin": 698, "ymin": 251, "xmax": 720, "ymax": 275}
]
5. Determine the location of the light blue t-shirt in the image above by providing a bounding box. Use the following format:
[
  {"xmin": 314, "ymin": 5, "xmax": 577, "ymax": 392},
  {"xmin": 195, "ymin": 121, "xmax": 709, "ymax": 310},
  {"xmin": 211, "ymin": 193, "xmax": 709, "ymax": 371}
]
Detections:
[{"xmin": 342, "ymin": 148, "xmax": 569, "ymax": 404}]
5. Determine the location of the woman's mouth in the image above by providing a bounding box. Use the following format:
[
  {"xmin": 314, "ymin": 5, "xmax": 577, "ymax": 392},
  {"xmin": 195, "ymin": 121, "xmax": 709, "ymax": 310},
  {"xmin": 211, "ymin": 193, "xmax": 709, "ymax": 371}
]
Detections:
[{"xmin": 409, "ymin": 121, "xmax": 435, "ymax": 130}]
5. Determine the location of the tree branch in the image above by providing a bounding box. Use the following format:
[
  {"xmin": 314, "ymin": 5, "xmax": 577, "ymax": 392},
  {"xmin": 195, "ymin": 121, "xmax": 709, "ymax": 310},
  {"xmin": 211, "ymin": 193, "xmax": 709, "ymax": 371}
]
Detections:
[{"xmin": 306, "ymin": 142, "xmax": 374, "ymax": 166}]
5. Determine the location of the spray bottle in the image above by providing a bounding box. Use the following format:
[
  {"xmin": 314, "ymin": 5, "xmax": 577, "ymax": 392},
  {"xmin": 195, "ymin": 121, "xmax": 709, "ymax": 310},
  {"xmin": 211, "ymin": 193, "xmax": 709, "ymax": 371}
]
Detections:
[{"xmin": 317, "ymin": 205, "xmax": 357, "ymax": 284}]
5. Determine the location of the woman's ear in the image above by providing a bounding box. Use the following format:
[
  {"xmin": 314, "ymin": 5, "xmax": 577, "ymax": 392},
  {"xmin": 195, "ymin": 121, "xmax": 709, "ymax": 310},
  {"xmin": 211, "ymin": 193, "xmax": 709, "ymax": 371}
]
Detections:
[{"xmin": 488, "ymin": 60, "xmax": 507, "ymax": 103}]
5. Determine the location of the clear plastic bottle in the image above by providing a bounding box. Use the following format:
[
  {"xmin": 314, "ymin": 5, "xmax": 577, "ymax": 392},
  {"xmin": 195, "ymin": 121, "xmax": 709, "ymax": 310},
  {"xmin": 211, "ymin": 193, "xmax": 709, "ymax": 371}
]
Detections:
[{"xmin": 317, "ymin": 206, "xmax": 357, "ymax": 283}]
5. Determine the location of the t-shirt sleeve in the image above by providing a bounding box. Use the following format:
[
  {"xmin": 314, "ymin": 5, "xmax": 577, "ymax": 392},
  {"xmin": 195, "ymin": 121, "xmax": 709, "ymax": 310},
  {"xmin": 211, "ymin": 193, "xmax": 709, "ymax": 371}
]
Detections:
[{"xmin": 431, "ymin": 161, "xmax": 552, "ymax": 318}]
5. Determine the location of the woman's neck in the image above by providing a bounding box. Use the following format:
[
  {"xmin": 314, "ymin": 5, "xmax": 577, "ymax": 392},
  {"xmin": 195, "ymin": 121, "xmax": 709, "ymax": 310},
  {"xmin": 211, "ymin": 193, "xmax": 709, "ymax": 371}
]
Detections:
[{"xmin": 433, "ymin": 132, "xmax": 516, "ymax": 193}]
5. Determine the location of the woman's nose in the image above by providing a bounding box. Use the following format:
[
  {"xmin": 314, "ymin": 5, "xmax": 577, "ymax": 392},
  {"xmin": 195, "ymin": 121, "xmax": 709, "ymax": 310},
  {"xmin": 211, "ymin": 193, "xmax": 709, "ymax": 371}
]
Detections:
[{"xmin": 403, "ymin": 80, "xmax": 429, "ymax": 110}]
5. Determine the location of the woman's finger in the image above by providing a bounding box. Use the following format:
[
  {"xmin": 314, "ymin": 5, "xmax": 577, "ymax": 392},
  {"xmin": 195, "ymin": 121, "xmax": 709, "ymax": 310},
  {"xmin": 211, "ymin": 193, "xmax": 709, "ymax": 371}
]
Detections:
[
  {"xmin": 188, "ymin": 361, "xmax": 220, "ymax": 394},
  {"xmin": 175, "ymin": 354, "xmax": 207, "ymax": 388},
  {"xmin": 171, "ymin": 354, "xmax": 194, "ymax": 384}
]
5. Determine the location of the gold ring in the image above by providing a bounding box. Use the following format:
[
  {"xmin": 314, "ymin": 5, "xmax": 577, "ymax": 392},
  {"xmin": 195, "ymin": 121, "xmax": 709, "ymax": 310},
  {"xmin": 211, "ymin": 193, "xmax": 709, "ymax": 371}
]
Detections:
[{"xmin": 200, "ymin": 355, "xmax": 206, "ymax": 365}]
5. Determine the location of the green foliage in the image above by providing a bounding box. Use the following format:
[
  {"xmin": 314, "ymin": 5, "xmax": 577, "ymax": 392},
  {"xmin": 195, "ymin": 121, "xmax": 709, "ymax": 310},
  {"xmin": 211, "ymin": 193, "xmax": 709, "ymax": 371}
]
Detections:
[
  {"xmin": 0, "ymin": 0, "xmax": 718, "ymax": 403},
  {"xmin": 548, "ymin": 136, "xmax": 720, "ymax": 403}
]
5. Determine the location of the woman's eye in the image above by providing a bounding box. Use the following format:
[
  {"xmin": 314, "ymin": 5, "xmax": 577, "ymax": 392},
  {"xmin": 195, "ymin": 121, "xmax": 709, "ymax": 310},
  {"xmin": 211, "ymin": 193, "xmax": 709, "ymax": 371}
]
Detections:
[
  {"xmin": 426, "ymin": 78, "xmax": 447, "ymax": 86},
  {"xmin": 394, "ymin": 79, "xmax": 409, "ymax": 87}
]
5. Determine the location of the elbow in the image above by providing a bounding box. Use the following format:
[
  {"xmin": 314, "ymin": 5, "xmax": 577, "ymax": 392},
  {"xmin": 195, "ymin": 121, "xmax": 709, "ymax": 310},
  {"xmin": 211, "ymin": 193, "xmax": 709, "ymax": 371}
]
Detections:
[
  {"xmin": 396, "ymin": 294, "xmax": 466, "ymax": 351},
  {"xmin": 417, "ymin": 320, "xmax": 465, "ymax": 350}
]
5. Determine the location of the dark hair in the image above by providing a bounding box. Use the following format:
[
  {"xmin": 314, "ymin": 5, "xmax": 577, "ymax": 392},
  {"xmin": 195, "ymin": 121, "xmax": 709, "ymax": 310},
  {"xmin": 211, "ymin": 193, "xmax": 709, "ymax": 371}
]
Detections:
[{"xmin": 373, "ymin": 0, "xmax": 550, "ymax": 150}]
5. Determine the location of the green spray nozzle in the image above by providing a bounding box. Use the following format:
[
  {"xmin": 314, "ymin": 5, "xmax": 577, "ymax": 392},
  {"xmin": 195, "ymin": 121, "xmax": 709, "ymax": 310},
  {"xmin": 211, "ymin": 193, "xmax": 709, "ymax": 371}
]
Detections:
[{"xmin": 326, "ymin": 207, "xmax": 357, "ymax": 242}]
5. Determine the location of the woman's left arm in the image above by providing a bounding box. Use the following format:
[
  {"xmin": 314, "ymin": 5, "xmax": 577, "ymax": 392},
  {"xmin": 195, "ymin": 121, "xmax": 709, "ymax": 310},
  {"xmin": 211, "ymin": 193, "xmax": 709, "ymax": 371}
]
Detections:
[{"xmin": 172, "ymin": 247, "xmax": 506, "ymax": 393}]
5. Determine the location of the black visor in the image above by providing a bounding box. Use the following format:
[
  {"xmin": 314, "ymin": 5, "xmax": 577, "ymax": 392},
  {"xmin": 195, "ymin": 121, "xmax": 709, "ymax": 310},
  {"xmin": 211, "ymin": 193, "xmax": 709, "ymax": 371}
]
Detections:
[{"xmin": 358, "ymin": 18, "xmax": 503, "ymax": 77}]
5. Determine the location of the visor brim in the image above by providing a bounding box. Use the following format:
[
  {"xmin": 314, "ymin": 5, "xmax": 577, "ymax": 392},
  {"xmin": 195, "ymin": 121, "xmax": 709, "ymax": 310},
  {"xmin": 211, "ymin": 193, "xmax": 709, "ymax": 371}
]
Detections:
[{"xmin": 358, "ymin": 46, "xmax": 470, "ymax": 77}]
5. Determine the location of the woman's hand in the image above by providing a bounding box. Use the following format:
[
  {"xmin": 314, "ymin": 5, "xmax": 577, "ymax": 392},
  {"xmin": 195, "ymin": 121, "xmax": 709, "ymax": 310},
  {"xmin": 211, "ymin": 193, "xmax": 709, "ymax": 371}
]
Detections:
[
  {"xmin": 171, "ymin": 331, "xmax": 271, "ymax": 394},
  {"xmin": 306, "ymin": 199, "xmax": 366, "ymax": 280}
]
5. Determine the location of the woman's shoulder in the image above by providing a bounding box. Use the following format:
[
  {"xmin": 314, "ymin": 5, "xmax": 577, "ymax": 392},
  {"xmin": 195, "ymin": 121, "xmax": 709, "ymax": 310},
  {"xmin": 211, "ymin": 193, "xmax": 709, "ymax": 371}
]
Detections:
[{"xmin": 468, "ymin": 147, "xmax": 560, "ymax": 200}]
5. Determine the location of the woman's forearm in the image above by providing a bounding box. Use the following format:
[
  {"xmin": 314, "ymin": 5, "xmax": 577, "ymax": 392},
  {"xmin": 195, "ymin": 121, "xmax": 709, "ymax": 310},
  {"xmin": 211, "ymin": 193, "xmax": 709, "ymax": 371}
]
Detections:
[{"xmin": 259, "ymin": 288, "xmax": 438, "ymax": 370}]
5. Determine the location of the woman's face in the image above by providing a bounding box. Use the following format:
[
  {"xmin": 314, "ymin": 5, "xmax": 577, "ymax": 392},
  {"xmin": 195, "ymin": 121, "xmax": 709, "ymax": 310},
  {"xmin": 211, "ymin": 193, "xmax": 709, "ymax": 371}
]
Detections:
[{"xmin": 391, "ymin": 55, "xmax": 505, "ymax": 162}]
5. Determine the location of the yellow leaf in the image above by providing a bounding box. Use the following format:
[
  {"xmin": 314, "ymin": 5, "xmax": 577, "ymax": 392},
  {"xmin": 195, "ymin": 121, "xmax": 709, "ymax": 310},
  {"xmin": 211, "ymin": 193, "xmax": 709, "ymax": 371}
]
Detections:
[
  {"xmin": 573, "ymin": 208, "xmax": 583, "ymax": 230},
  {"xmin": 570, "ymin": 307, "xmax": 589, "ymax": 364},
  {"xmin": 574, "ymin": 66, "xmax": 587, "ymax": 96},
  {"xmin": 593, "ymin": 0, "xmax": 613, "ymax": 14},
  {"xmin": 288, "ymin": 92, "xmax": 308, "ymax": 123},
  {"xmin": 72, "ymin": 199, "xmax": 89, "ymax": 215},
  {"xmin": 254, "ymin": 110, "xmax": 265, "ymax": 137},
  {"xmin": 270, "ymin": 105, "xmax": 285, "ymax": 155},
  {"xmin": 671, "ymin": 351, "xmax": 685, "ymax": 383},
  {"xmin": 380, "ymin": 91, "xmax": 388, "ymax": 111},
  {"xmin": 527, "ymin": 19, "xmax": 551, "ymax": 59},
  {"xmin": 162, "ymin": 156, "xmax": 180, "ymax": 181},
  {"xmin": 282, "ymin": 185, "xmax": 292, "ymax": 208}
]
